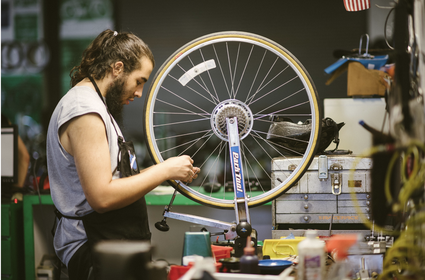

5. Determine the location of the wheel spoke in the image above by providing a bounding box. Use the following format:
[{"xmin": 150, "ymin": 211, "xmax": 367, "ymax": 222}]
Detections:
[
  {"xmin": 253, "ymin": 113, "xmax": 312, "ymax": 119},
  {"xmin": 199, "ymin": 49, "xmax": 221, "ymax": 103},
  {"xmin": 245, "ymin": 49, "xmax": 267, "ymax": 104},
  {"xmin": 155, "ymin": 99, "xmax": 210, "ymax": 120},
  {"xmin": 256, "ymin": 63, "xmax": 289, "ymax": 94},
  {"xmin": 160, "ymin": 86, "xmax": 211, "ymax": 115},
  {"xmin": 247, "ymin": 56, "xmax": 280, "ymax": 104},
  {"xmin": 153, "ymin": 117, "xmax": 209, "ymax": 128},
  {"xmin": 254, "ymin": 100, "xmax": 311, "ymax": 121},
  {"xmin": 242, "ymin": 150, "xmax": 267, "ymax": 194},
  {"xmin": 249, "ymin": 131, "xmax": 303, "ymax": 177},
  {"xmin": 241, "ymin": 141, "xmax": 271, "ymax": 181},
  {"xmin": 234, "ymin": 45, "xmax": 254, "ymax": 99},
  {"xmin": 213, "ymin": 44, "xmax": 231, "ymax": 99},
  {"xmin": 155, "ymin": 129, "xmax": 212, "ymax": 141},
  {"xmin": 252, "ymin": 129, "xmax": 310, "ymax": 144},
  {"xmin": 253, "ymin": 88, "xmax": 306, "ymax": 117},
  {"xmin": 248, "ymin": 76, "xmax": 300, "ymax": 106},
  {"xmin": 197, "ymin": 142, "xmax": 227, "ymax": 196},
  {"xmin": 158, "ymin": 131, "xmax": 213, "ymax": 154},
  {"xmin": 187, "ymin": 132, "xmax": 215, "ymax": 159}
]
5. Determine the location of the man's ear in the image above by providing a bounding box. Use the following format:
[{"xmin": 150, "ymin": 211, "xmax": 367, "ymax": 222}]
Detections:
[{"xmin": 112, "ymin": 61, "xmax": 124, "ymax": 76}]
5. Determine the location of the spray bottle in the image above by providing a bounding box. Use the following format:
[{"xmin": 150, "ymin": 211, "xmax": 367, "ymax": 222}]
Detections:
[{"xmin": 297, "ymin": 230, "xmax": 326, "ymax": 280}]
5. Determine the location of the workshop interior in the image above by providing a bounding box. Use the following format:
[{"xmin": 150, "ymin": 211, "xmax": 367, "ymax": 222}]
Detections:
[{"xmin": 1, "ymin": 0, "xmax": 425, "ymax": 279}]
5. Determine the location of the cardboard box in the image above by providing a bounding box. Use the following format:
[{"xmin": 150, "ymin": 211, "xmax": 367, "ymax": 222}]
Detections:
[{"xmin": 347, "ymin": 62, "xmax": 389, "ymax": 97}]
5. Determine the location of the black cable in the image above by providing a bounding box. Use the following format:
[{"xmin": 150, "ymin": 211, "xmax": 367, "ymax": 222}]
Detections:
[{"xmin": 384, "ymin": 6, "xmax": 395, "ymax": 50}]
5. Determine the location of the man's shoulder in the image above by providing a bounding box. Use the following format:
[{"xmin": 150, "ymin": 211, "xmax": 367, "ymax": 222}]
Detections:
[
  {"xmin": 61, "ymin": 86, "xmax": 104, "ymax": 108},
  {"xmin": 56, "ymin": 86, "xmax": 107, "ymax": 122},
  {"xmin": 63, "ymin": 86, "xmax": 97, "ymax": 100}
]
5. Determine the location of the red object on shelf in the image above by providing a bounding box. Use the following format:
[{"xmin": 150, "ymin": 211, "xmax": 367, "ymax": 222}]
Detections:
[
  {"xmin": 168, "ymin": 262, "xmax": 222, "ymax": 280},
  {"xmin": 168, "ymin": 265, "xmax": 191, "ymax": 280},
  {"xmin": 212, "ymin": 245, "xmax": 233, "ymax": 262},
  {"xmin": 168, "ymin": 245, "xmax": 231, "ymax": 280}
]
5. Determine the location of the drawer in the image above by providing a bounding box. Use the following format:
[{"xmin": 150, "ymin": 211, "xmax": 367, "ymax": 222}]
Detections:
[
  {"xmin": 338, "ymin": 193, "xmax": 370, "ymax": 200},
  {"xmin": 276, "ymin": 213, "xmax": 364, "ymax": 224},
  {"xmin": 276, "ymin": 193, "xmax": 335, "ymax": 201},
  {"xmin": 276, "ymin": 200, "xmax": 337, "ymax": 214},
  {"xmin": 338, "ymin": 200, "xmax": 370, "ymax": 207},
  {"xmin": 272, "ymin": 171, "xmax": 307, "ymax": 193},
  {"xmin": 338, "ymin": 207, "xmax": 370, "ymax": 214}
]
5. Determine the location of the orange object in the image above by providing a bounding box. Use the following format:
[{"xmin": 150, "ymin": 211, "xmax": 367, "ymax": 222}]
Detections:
[
  {"xmin": 386, "ymin": 64, "xmax": 395, "ymax": 79},
  {"xmin": 325, "ymin": 234, "xmax": 358, "ymax": 260},
  {"xmin": 211, "ymin": 245, "xmax": 233, "ymax": 262}
]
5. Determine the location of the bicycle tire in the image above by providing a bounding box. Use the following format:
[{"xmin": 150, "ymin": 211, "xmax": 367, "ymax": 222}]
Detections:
[{"xmin": 143, "ymin": 31, "xmax": 321, "ymax": 209}]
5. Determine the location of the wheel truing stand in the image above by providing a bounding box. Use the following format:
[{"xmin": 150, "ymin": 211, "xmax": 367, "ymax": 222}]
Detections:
[{"xmin": 155, "ymin": 100, "xmax": 256, "ymax": 257}]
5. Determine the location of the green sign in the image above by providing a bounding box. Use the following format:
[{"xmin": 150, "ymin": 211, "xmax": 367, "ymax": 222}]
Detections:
[{"xmin": 14, "ymin": 14, "xmax": 38, "ymax": 41}]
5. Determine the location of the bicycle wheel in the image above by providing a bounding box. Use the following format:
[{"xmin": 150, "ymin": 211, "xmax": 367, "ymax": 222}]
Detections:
[{"xmin": 144, "ymin": 31, "xmax": 321, "ymax": 209}]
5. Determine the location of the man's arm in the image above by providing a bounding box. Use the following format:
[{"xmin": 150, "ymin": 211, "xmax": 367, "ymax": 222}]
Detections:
[
  {"xmin": 16, "ymin": 134, "xmax": 30, "ymax": 187},
  {"xmin": 60, "ymin": 113, "xmax": 199, "ymax": 213}
]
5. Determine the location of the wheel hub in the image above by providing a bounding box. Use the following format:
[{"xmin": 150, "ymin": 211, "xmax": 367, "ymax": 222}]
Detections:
[{"xmin": 210, "ymin": 99, "xmax": 254, "ymax": 141}]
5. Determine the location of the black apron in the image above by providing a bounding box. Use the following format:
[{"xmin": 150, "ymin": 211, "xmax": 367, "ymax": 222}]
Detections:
[
  {"xmin": 82, "ymin": 76, "xmax": 152, "ymax": 245},
  {"xmin": 53, "ymin": 77, "xmax": 151, "ymax": 279}
]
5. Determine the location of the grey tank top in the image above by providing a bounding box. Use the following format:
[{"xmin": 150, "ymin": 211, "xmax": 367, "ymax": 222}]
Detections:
[{"xmin": 46, "ymin": 86, "xmax": 122, "ymax": 266}]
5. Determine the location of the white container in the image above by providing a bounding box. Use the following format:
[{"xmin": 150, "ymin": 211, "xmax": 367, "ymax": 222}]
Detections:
[{"xmin": 297, "ymin": 230, "xmax": 326, "ymax": 280}]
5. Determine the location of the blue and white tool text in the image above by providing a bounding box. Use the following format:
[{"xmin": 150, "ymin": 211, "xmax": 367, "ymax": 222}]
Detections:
[{"xmin": 231, "ymin": 146, "xmax": 245, "ymax": 199}]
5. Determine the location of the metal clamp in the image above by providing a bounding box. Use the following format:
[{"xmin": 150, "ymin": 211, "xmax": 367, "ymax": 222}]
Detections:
[
  {"xmin": 318, "ymin": 155, "xmax": 328, "ymax": 181},
  {"xmin": 330, "ymin": 162, "xmax": 343, "ymax": 195},
  {"xmin": 331, "ymin": 173, "xmax": 342, "ymax": 195}
]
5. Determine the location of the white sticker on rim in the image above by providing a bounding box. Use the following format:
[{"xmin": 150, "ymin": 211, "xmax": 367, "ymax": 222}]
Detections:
[{"xmin": 178, "ymin": 59, "xmax": 216, "ymax": 86}]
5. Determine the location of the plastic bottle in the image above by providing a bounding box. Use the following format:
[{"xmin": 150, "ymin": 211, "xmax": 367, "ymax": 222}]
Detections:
[
  {"xmin": 239, "ymin": 236, "xmax": 260, "ymax": 274},
  {"xmin": 297, "ymin": 230, "xmax": 326, "ymax": 280}
]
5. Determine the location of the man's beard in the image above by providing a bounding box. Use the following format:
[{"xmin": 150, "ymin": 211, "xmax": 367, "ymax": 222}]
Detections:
[{"xmin": 105, "ymin": 76, "xmax": 126, "ymax": 126}]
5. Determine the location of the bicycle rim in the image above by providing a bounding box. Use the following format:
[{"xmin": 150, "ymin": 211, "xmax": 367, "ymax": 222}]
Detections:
[{"xmin": 144, "ymin": 31, "xmax": 321, "ymax": 209}]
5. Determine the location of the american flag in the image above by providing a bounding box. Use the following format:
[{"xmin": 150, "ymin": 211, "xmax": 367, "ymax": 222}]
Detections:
[{"xmin": 344, "ymin": 0, "xmax": 370, "ymax": 11}]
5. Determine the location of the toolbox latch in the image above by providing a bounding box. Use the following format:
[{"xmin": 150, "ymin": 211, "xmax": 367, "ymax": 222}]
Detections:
[
  {"xmin": 331, "ymin": 173, "xmax": 342, "ymax": 195},
  {"xmin": 318, "ymin": 155, "xmax": 328, "ymax": 181},
  {"xmin": 288, "ymin": 164, "xmax": 297, "ymax": 171},
  {"xmin": 330, "ymin": 163, "xmax": 343, "ymax": 195},
  {"xmin": 330, "ymin": 163, "xmax": 343, "ymax": 171},
  {"xmin": 287, "ymin": 164, "xmax": 298, "ymax": 186}
]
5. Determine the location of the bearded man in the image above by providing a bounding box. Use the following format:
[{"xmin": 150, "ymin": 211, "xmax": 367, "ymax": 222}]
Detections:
[{"xmin": 46, "ymin": 29, "xmax": 199, "ymax": 280}]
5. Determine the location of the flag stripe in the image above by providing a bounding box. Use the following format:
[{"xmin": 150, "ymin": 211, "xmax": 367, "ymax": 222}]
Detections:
[{"xmin": 343, "ymin": 0, "xmax": 370, "ymax": 11}]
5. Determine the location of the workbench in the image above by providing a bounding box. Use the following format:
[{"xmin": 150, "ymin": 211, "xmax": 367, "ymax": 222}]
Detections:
[
  {"xmin": 23, "ymin": 190, "xmax": 271, "ymax": 280},
  {"xmin": 22, "ymin": 191, "xmax": 195, "ymax": 280}
]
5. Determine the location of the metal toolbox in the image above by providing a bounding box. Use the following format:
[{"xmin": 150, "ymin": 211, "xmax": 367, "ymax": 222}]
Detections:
[{"xmin": 271, "ymin": 155, "xmax": 372, "ymax": 236}]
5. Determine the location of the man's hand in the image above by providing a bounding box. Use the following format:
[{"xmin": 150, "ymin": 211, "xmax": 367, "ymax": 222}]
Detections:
[{"xmin": 162, "ymin": 155, "xmax": 200, "ymax": 183}]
